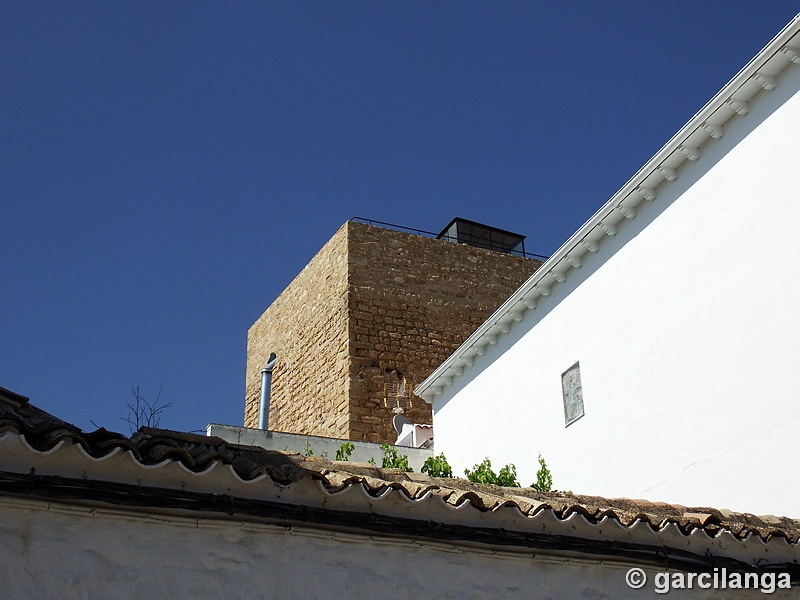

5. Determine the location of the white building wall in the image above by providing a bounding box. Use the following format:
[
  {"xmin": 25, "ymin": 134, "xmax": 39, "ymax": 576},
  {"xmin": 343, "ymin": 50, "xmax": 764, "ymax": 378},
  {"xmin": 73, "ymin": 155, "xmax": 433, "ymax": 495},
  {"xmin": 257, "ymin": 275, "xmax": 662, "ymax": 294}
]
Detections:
[
  {"xmin": 0, "ymin": 498, "xmax": 725, "ymax": 600},
  {"xmin": 433, "ymin": 64, "xmax": 800, "ymax": 516}
]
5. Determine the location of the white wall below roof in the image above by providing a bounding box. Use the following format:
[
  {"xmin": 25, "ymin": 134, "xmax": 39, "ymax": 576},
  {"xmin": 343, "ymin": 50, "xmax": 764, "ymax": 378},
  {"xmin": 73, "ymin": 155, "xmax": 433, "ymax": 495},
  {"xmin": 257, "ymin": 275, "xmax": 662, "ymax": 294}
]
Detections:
[
  {"xmin": 0, "ymin": 498, "xmax": 718, "ymax": 600},
  {"xmin": 433, "ymin": 64, "xmax": 800, "ymax": 516}
]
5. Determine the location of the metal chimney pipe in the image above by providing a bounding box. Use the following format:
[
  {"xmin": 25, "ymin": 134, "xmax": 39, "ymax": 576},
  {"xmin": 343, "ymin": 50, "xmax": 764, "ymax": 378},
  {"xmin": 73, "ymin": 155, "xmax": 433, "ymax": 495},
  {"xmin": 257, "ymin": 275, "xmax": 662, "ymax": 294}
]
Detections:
[{"xmin": 258, "ymin": 352, "xmax": 277, "ymax": 430}]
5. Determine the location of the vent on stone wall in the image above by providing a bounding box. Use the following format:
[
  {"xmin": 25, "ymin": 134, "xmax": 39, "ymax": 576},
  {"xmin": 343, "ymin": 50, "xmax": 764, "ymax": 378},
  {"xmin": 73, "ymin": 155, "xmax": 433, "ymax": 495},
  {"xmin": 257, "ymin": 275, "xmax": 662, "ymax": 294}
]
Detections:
[{"xmin": 384, "ymin": 378, "xmax": 414, "ymax": 414}]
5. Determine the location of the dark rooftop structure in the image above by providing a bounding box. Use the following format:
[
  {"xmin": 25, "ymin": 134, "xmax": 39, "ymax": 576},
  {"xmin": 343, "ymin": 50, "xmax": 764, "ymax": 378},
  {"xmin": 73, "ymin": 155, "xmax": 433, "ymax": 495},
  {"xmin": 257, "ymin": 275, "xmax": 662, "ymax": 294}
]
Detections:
[{"xmin": 436, "ymin": 217, "xmax": 527, "ymax": 256}]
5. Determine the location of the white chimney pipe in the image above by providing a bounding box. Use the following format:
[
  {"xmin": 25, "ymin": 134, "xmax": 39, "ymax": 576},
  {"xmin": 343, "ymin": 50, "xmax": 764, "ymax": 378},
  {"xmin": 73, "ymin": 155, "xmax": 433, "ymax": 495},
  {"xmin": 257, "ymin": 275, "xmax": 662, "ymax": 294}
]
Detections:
[{"xmin": 258, "ymin": 352, "xmax": 277, "ymax": 430}]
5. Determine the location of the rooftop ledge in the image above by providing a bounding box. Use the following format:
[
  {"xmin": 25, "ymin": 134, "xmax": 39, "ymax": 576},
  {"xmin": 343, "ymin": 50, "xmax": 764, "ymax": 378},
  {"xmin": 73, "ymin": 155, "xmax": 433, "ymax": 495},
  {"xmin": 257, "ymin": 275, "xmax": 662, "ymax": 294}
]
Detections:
[{"xmin": 206, "ymin": 424, "xmax": 433, "ymax": 472}]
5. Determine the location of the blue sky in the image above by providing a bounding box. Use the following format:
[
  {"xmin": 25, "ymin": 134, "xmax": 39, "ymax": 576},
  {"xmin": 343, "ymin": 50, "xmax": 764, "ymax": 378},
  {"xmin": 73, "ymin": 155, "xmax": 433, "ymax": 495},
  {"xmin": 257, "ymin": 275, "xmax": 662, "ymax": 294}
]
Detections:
[{"xmin": 2, "ymin": 2, "xmax": 798, "ymax": 434}]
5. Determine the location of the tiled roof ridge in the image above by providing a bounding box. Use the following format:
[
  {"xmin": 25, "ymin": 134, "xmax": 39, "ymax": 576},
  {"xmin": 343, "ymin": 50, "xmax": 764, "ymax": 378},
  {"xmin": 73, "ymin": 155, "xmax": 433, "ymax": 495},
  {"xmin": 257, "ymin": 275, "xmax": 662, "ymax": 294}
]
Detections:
[
  {"xmin": 2, "ymin": 464, "xmax": 787, "ymax": 577},
  {"xmin": 1, "ymin": 399, "xmax": 798, "ymax": 546}
]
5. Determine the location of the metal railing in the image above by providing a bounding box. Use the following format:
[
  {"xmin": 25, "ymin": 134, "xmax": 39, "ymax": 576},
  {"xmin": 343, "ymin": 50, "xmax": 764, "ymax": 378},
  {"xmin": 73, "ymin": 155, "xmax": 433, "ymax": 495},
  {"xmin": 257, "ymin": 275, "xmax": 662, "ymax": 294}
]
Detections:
[{"xmin": 350, "ymin": 217, "xmax": 549, "ymax": 260}]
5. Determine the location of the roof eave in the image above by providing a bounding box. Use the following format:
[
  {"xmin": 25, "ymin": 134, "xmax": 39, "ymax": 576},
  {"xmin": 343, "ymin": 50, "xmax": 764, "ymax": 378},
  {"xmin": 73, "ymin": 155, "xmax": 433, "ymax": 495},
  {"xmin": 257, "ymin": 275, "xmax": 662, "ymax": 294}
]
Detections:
[{"xmin": 415, "ymin": 14, "xmax": 800, "ymax": 402}]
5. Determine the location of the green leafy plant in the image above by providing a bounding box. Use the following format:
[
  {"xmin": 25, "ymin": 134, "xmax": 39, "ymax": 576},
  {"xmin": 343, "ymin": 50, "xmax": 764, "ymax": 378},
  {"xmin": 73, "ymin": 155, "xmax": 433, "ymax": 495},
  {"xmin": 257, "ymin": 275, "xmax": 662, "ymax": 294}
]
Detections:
[
  {"xmin": 531, "ymin": 453, "xmax": 553, "ymax": 492},
  {"xmin": 380, "ymin": 443, "xmax": 412, "ymax": 472},
  {"xmin": 497, "ymin": 463, "xmax": 520, "ymax": 487},
  {"xmin": 302, "ymin": 438, "xmax": 314, "ymax": 457},
  {"xmin": 421, "ymin": 453, "xmax": 453, "ymax": 478},
  {"xmin": 464, "ymin": 457, "xmax": 520, "ymax": 487},
  {"xmin": 335, "ymin": 441, "xmax": 355, "ymax": 461},
  {"xmin": 464, "ymin": 458, "xmax": 496, "ymax": 484}
]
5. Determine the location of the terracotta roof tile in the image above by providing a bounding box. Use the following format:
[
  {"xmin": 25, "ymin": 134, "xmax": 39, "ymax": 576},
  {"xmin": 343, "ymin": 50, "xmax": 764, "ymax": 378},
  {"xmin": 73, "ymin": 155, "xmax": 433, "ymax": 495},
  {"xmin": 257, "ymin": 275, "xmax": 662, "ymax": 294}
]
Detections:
[{"xmin": 2, "ymin": 391, "xmax": 799, "ymax": 546}]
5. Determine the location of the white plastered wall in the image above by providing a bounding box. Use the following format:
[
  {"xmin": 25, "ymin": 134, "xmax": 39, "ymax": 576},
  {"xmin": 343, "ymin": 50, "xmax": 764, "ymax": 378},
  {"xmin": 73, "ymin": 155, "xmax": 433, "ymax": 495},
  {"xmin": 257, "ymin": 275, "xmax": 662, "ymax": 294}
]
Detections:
[
  {"xmin": 0, "ymin": 499, "xmax": 691, "ymax": 600},
  {"xmin": 433, "ymin": 64, "xmax": 800, "ymax": 517}
]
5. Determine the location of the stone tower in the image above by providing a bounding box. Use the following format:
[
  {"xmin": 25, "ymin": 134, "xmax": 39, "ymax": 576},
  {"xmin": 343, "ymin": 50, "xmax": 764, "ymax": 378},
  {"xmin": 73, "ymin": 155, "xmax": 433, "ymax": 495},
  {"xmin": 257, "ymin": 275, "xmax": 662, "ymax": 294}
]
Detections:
[{"xmin": 244, "ymin": 219, "xmax": 541, "ymax": 443}]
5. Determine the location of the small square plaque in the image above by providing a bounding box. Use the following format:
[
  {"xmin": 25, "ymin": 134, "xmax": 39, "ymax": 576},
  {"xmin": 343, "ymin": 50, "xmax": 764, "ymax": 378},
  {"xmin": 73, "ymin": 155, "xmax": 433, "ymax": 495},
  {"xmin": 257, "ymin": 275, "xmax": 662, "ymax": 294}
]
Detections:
[{"xmin": 561, "ymin": 362, "xmax": 584, "ymax": 427}]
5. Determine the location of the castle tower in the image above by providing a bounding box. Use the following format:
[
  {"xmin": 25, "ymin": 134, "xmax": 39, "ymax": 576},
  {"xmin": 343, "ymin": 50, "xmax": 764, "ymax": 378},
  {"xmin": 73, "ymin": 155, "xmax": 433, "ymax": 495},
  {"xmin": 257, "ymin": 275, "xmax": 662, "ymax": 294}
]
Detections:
[{"xmin": 244, "ymin": 219, "xmax": 541, "ymax": 443}]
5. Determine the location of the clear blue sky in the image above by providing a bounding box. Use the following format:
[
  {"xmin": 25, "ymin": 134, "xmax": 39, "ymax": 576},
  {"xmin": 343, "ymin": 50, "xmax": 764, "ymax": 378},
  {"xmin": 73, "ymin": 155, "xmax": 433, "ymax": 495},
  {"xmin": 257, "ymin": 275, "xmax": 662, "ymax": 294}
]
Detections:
[{"xmin": 2, "ymin": 2, "xmax": 798, "ymax": 434}]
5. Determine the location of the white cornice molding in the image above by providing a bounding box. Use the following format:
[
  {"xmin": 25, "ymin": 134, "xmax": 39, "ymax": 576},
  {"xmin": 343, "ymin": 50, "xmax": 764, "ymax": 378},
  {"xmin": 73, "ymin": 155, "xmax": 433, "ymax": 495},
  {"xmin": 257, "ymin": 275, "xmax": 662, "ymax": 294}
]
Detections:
[{"xmin": 416, "ymin": 14, "xmax": 800, "ymax": 403}]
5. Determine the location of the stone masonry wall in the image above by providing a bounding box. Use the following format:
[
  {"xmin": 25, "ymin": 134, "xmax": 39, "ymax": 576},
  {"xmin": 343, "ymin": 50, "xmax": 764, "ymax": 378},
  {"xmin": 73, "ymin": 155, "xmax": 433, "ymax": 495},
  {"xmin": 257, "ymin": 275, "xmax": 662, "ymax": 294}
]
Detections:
[
  {"xmin": 244, "ymin": 223, "xmax": 350, "ymax": 437},
  {"xmin": 346, "ymin": 221, "xmax": 540, "ymax": 442},
  {"xmin": 245, "ymin": 220, "xmax": 541, "ymax": 443}
]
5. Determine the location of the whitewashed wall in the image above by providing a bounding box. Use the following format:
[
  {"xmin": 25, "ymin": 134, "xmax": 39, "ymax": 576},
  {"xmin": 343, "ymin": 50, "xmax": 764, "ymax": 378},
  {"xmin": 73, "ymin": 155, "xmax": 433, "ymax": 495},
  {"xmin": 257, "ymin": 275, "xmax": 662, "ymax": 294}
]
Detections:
[
  {"xmin": 433, "ymin": 65, "xmax": 800, "ymax": 517},
  {"xmin": 0, "ymin": 498, "xmax": 734, "ymax": 600}
]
